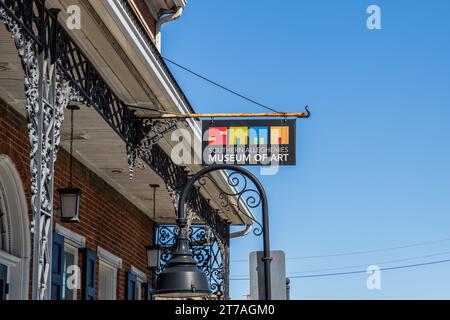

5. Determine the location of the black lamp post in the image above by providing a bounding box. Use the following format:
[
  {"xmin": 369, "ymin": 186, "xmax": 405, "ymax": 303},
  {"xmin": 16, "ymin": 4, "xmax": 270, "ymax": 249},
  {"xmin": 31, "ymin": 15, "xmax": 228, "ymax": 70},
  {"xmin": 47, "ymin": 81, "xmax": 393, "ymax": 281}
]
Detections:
[
  {"xmin": 154, "ymin": 164, "xmax": 272, "ymax": 300},
  {"xmin": 58, "ymin": 104, "xmax": 82, "ymax": 222}
]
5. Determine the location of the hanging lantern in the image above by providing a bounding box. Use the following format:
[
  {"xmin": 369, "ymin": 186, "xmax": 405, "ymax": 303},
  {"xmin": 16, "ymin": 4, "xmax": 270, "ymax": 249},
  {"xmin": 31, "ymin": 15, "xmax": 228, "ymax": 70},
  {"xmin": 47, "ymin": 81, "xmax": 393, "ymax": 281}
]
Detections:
[
  {"xmin": 58, "ymin": 104, "xmax": 82, "ymax": 222},
  {"xmin": 146, "ymin": 244, "xmax": 160, "ymax": 271},
  {"xmin": 58, "ymin": 187, "xmax": 82, "ymax": 222}
]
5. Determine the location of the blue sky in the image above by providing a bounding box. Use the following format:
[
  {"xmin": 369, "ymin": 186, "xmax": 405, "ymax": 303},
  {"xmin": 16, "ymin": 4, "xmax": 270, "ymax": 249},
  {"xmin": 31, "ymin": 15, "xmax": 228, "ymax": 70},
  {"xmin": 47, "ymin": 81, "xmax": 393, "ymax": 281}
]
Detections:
[{"xmin": 162, "ymin": 0, "xmax": 450, "ymax": 299}]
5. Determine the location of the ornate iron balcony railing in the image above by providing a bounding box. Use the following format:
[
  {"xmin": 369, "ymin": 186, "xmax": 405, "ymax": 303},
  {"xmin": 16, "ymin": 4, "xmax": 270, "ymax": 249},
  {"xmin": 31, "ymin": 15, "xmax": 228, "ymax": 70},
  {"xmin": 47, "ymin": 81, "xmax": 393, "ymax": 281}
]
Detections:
[{"xmin": 0, "ymin": 0, "xmax": 231, "ymax": 299}]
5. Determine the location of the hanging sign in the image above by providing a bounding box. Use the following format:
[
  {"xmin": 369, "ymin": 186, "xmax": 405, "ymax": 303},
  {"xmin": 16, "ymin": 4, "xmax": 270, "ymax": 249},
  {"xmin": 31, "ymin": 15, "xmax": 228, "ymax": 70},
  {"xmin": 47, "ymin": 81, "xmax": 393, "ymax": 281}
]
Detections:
[{"xmin": 202, "ymin": 119, "xmax": 296, "ymax": 166}]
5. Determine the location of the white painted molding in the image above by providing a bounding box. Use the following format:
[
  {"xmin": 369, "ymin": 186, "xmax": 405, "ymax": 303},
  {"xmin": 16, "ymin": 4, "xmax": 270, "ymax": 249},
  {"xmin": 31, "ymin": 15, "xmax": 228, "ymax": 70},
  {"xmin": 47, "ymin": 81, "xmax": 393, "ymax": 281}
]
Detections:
[
  {"xmin": 131, "ymin": 265, "xmax": 147, "ymax": 282},
  {"xmin": 0, "ymin": 250, "xmax": 21, "ymax": 267},
  {"xmin": 97, "ymin": 246, "xmax": 123, "ymax": 269},
  {"xmin": 55, "ymin": 224, "xmax": 86, "ymax": 249},
  {"xmin": 0, "ymin": 155, "xmax": 31, "ymax": 300}
]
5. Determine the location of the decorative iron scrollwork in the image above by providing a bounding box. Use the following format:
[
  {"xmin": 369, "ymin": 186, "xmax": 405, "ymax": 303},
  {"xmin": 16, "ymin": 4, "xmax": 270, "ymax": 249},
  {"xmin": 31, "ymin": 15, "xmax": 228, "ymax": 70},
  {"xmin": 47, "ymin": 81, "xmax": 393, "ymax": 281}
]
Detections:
[
  {"xmin": 126, "ymin": 118, "xmax": 181, "ymax": 179},
  {"xmin": 1, "ymin": 0, "xmax": 232, "ymax": 299},
  {"xmin": 0, "ymin": 1, "xmax": 85, "ymax": 299},
  {"xmin": 198, "ymin": 172, "xmax": 264, "ymax": 236},
  {"xmin": 156, "ymin": 225, "xmax": 226, "ymax": 299}
]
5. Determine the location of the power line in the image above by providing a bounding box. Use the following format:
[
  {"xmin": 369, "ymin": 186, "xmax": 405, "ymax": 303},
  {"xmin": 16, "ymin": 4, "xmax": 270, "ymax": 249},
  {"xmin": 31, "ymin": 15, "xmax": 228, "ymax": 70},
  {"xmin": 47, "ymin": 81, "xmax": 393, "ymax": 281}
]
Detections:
[
  {"xmin": 162, "ymin": 56, "xmax": 282, "ymax": 113},
  {"xmin": 295, "ymin": 258, "xmax": 450, "ymax": 279},
  {"xmin": 229, "ymin": 257, "xmax": 450, "ymax": 281},
  {"xmin": 290, "ymin": 250, "xmax": 450, "ymax": 275},
  {"xmin": 231, "ymin": 236, "xmax": 450, "ymax": 263},
  {"xmin": 231, "ymin": 250, "xmax": 450, "ymax": 278}
]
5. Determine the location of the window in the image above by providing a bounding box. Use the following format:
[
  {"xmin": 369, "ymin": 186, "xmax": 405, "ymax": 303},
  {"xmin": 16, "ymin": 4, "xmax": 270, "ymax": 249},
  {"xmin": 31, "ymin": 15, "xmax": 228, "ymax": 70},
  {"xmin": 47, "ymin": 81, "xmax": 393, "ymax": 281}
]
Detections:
[
  {"xmin": 52, "ymin": 225, "xmax": 85, "ymax": 300},
  {"xmin": 127, "ymin": 266, "xmax": 147, "ymax": 300},
  {"xmin": 63, "ymin": 244, "xmax": 79, "ymax": 300},
  {"xmin": 98, "ymin": 261, "xmax": 117, "ymax": 300},
  {"xmin": 135, "ymin": 278, "xmax": 142, "ymax": 300},
  {"xmin": 97, "ymin": 247, "xmax": 122, "ymax": 300}
]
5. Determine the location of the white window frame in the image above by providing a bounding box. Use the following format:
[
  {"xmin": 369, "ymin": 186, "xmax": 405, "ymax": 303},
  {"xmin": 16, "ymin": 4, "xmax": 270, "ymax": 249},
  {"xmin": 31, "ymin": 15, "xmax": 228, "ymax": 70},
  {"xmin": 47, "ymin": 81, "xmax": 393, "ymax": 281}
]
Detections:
[
  {"xmin": 131, "ymin": 265, "xmax": 147, "ymax": 300},
  {"xmin": 55, "ymin": 224, "xmax": 86, "ymax": 248},
  {"xmin": 98, "ymin": 260, "xmax": 118, "ymax": 300},
  {"xmin": 63, "ymin": 243, "xmax": 79, "ymax": 300},
  {"xmin": 0, "ymin": 155, "xmax": 31, "ymax": 300},
  {"xmin": 97, "ymin": 247, "xmax": 122, "ymax": 300},
  {"xmin": 0, "ymin": 251, "xmax": 20, "ymax": 300},
  {"xmin": 54, "ymin": 224, "xmax": 85, "ymax": 301},
  {"xmin": 135, "ymin": 279, "xmax": 142, "ymax": 300}
]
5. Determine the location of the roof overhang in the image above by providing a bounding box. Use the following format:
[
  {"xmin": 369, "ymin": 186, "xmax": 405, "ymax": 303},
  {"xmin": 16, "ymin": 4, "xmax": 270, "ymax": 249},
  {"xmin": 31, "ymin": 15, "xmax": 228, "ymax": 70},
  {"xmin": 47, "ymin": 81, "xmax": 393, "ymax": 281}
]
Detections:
[
  {"xmin": 144, "ymin": 0, "xmax": 187, "ymax": 19},
  {"xmin": 0, "ymin": 0, "xmax": 254, "ymax": 228}
]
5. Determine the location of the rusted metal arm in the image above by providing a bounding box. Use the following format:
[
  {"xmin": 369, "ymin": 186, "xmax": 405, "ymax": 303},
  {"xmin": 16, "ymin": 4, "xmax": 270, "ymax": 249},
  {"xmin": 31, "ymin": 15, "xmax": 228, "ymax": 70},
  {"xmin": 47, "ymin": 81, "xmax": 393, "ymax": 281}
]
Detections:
[{"xmin": 137, "ymin": 106, "xmax": 311, "ymax": 119}]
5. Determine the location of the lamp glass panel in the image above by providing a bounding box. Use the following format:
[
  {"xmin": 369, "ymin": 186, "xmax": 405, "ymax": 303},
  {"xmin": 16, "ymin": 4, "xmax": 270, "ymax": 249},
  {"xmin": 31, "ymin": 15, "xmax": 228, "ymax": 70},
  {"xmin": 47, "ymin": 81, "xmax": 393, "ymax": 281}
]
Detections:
[
  {"xmin": 147, "ymin": 248, "xmax": 159, "ymax": 269},
  {"xmin": 61, "ymin": 193, "xmax": 79, "ymax": 219}
]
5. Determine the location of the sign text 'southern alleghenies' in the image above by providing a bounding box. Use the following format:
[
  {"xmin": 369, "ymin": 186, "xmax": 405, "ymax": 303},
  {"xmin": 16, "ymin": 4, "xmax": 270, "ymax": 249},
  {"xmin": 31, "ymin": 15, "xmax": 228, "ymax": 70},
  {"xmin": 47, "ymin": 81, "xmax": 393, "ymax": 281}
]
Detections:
[{"xmin": 202, "ymin": 119, "xmax": 296, "ymax": 166}]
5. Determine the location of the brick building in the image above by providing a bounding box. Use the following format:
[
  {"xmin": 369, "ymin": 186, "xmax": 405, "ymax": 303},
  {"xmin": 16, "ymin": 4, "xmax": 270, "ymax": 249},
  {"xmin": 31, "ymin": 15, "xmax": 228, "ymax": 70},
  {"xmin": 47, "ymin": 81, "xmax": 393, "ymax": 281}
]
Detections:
[{"xmin": 0, "ymin": 0, "xmax": 253, "ymax": 300}]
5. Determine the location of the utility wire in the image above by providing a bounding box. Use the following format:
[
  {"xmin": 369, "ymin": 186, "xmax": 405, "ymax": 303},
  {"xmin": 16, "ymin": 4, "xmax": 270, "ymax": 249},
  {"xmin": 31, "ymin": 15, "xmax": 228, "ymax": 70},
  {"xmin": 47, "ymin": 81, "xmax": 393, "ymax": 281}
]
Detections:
[
  {"xmin": 290, "ymin": 250, "xmax": 450, "ymax": 275},
  {"xmin": 231, "ymin": 236, "xmax": 450, "ymax": 263},
  {"xmin": 294, "ymin": 258, "xmax": 450, "ymax": 279},
  {"xmin": 162, "ymin": 56, "xmax": 282, "ymax": 113},
  {"xmin": 229, "ymin": 257, "xmax": 450, "ymax": 281},
  {"xmin": 231, "ymin": 250, "xmax": 450, "ymax": 278}
]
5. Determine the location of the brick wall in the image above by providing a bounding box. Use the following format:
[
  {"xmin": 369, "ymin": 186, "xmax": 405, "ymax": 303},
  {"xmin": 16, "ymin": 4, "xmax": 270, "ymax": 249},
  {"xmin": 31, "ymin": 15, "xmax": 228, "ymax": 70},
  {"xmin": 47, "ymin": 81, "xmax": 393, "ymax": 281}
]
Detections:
[{"xmin": 0, "ymin": 97, "xmax": 155, "ymax": 299}]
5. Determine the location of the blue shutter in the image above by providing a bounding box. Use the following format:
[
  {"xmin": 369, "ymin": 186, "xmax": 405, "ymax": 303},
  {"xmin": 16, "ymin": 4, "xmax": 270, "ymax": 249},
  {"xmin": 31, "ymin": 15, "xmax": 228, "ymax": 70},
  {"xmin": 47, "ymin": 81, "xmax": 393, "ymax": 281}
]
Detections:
[
  {"xmin": 51, "ymin": 232, "xmax": 65, "ymax": 300},
  {"xmin": 142, "ymin": 282, "xmax": 154, "ymax": 300},
  {"xmin": 126, "ymin": 272, "xmax": 137, "ymax": 300},
  {"xmin": 82, "ymin": 248, "xmax": 96, "ymax": 300}
]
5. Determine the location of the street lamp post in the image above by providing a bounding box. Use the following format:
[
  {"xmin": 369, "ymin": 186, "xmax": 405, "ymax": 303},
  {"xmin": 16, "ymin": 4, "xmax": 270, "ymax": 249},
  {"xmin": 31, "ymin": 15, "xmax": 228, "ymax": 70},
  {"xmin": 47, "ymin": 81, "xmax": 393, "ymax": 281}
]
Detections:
[{"xmin": 154, "ymin": 164, "xmax": 272, "ymax": 300}]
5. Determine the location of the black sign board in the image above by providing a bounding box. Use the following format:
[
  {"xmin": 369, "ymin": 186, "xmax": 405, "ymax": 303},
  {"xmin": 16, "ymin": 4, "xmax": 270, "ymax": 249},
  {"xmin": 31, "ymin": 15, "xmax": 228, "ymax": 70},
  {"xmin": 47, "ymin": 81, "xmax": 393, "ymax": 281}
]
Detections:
[{"xmin": 202, "ymin": 119, "xmax": 296, "ymax": 166}]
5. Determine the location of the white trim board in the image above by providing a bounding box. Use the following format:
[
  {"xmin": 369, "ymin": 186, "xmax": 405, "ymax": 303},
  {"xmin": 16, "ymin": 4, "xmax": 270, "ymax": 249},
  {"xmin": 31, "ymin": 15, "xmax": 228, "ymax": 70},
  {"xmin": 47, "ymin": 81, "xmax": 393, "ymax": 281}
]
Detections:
[
  {"xmin": 131, "ymin": 265, "xmax": 147, "ymax": 282},
  {"xmin": 55, "ymin": 224, "xmax": 86, "ymax": 249},
  {"xmin": 97, "ymin": 246, "xmax": 123, "ymax": 269}
]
